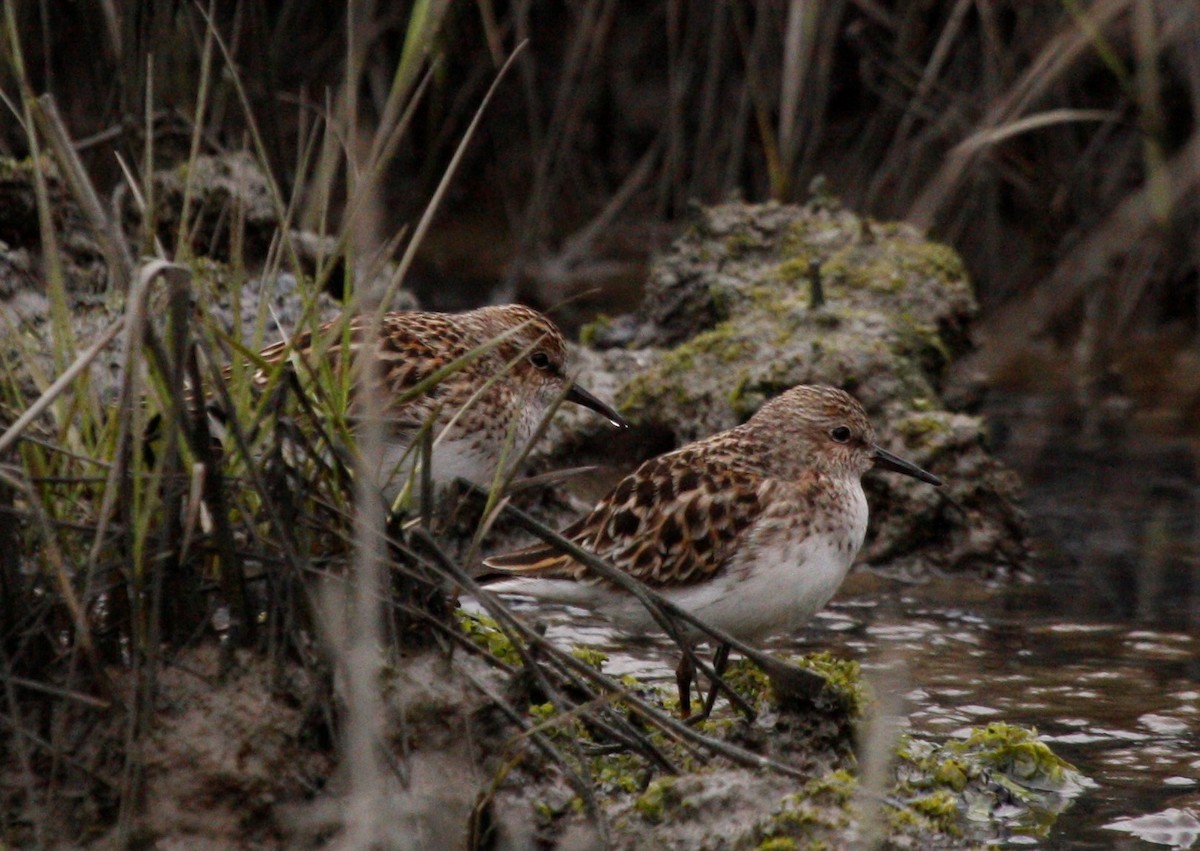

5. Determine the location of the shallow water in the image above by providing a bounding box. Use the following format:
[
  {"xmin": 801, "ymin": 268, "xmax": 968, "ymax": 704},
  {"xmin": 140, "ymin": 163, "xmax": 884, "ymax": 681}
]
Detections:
[
  {"xmin": 487, "ymin": 571, "xmax": 1198, "ymax": 848},
  {"xmin": 473, "ymin": 389, "xmax": 1200, "ymax": 846}
]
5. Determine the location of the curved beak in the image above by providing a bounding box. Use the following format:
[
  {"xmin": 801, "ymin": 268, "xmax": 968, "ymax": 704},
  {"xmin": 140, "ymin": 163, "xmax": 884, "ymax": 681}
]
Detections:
[
  {"xmin": 565, "ymin": 382, "xmax": 629, "ymax": 429},
  {"xmin": 873, "ymin": 445, "xmax": 942, "ymax": 486}
]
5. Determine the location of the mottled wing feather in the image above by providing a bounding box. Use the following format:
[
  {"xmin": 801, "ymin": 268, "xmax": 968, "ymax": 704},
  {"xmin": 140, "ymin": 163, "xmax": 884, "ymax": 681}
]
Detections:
[
  {"xmin": 250, "ymin": 313, "xmax": 469, "ymax": 433},
  {"xmin": 484, "ymin": 448, "xmax": 776, "ymax": 588},
  {"xmin": 479, "ymin": 513, "xmax": 593, "ymax": 575}
]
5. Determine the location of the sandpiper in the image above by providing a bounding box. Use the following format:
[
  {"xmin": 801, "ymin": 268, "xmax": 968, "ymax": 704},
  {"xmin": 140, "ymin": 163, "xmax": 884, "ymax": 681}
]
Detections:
[
  {"xmin": 231, "ymin": 304, "xmax": 627, "ymax": 499},
  {"xmin": 483, "ymin": 384, "xmax": 941, "ymax": 717}
]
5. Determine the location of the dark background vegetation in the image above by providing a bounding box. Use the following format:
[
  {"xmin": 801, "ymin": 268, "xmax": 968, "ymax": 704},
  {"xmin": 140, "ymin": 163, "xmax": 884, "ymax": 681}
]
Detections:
[
  {"xmin": 6, "ymin": 2, "xmax": 1198, "ymax": 359},
  {"xmin": 1, "ymin": 3, "xmax": 1197, "ymax": 845}
]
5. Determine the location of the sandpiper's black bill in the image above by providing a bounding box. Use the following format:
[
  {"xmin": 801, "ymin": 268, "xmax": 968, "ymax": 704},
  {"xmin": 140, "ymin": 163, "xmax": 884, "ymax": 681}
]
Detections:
[
  {"xmin": 873, "ymin": 446, "xmax": 942, "ymax": 486},
  {"xmin": 566, "ymin": 383, "xmax": 629, "ymax": 429}
]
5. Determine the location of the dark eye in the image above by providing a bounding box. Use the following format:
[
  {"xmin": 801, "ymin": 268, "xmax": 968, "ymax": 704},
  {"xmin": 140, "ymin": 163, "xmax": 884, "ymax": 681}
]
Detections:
[
  {"xmin": 529, "ymin": 351, "xmax": 552, "ymax": 370},
  {"xmin": 830, "ymin": 426, "xmax": 852, "ymax": 443}
]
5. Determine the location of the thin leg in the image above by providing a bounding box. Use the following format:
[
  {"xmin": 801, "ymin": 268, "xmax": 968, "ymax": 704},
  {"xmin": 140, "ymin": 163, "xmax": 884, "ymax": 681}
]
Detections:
[
  {"xmin": 675, "ymin": 652, "xmax": 694, "ymax": 719},
  {"xmin": 698, "ymin": 642, "xmax": 731, "ymax": 721}
]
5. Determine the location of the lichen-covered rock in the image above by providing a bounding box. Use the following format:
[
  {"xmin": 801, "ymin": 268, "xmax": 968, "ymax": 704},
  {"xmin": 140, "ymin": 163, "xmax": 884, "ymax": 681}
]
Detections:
[
  {"xmin": 0, "ymin": 155, "xmax": 108, "ymax": 294},
  {"xmin": 566, "ymin": 200, "xmax": 1029, "ymax": 576},
  {"xmin": 891, "ymin": 723, "xmax": 1094, "ymax": 846},
  {"xmin": 127, "ymin": 151, "xmax": 280, "ymax": 263},
  {"xmin": 0, "ymin": 152, "xmax": 412, "ymax": 408}
]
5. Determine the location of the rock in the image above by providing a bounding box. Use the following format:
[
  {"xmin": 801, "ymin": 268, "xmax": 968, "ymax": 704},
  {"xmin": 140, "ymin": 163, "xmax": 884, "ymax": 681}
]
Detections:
[
  {"xmin": 0, "ymin": 155, "xmax": 108, "ymax": 294},
  {"xmin": 552, "ymin": 200, "xmax": 1029, "ymax": 576},
  {"xmin": 0, "ymin": 153, "xmax": 415, "ymax": 407},
  {"xmin": 125, "ymin": 151, "xmax": 279, "ymax": 264}
]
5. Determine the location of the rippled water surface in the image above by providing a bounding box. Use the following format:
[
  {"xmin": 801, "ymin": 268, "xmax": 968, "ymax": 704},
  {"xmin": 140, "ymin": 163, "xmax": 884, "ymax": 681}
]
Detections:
[{"xmin": 488, "ymin": 569, "xmax": 1199, "ymax": 848}]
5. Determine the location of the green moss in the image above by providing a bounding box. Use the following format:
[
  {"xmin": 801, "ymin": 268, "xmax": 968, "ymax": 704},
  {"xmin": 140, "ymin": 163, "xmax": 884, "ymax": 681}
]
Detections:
[
  {"xmin": 723, "ymin": 658, "xmax": 773, "ymax": 704},
  {"xmin": 0, "ymin": 154, "xmax": 59, "ymax": 182},
  {"xmin": 802, "ymin": 769, "xmax": 857, "ymax": 805},
  {"xmin": 634, "ymin": 776, "xmax": 679, "ymax": 823},
  {"xmin": 614, "ymin": 202, "xmax": 975, "ymax": 473},
  {"xmin": 728, "ymin": 373, "xmax": 797, "ymax": 423},
  {"xmin": 617, "ymin": 321, "xmax": 756, "ymax": 419},
  {"xmin": 725, "ymin": 232, "xmax": 761, "ymax": 259},
  {"xmin": 532, "ymin": 799, "xmax": 555, "ymax": 826},
  {"xmin": 578, "ymin": 314, "xmax": 611, "ymax": 347},
  {"xmin": 756, "ymin": 839, "xmax": 799, "ymax": 851},
  {"xmin": 794, "ymin": 652, "xmax": 868, "ymax": 716},
  {"xmin": 906, "ymin": 239, "xmax": 967, "ymax": 284},
  {"xmin": 758, "ymin": 770, "xmax": 857, "ymax": 845},
  {"xmin": 892, "ymin": 724, "xmax": 1088, "ymax": 841},
  {"xmin": 726, "ymin": 372, "xmax": 754, "ymax": 420},
  {"xmin": 689, "ymin": 713, "xmax": 737, "ymax": 738},
  {"xmin": 782, "ymin": 217, "xmax": 812, "ymax": 254},
  {"xmin": 775, "ymin": 256, "xmax": 815, "ymax": 286},
  {"xmin": 570, "ymin": 646, "xmax": 609, "ymax": 670},
  {"xmin": 895, "ymin": 413, "xmax": 953, "ymax": 444},
  {"xmin": 893, "ymin": 311, "xmax": 951, "ymax": 374},
  {"xmin": 707, "ymin": 282, "xmax": 736, "ymax": 321},
  {"xmin": 685, "ymin": 323, "xmax": 754, "ymax": 363},
  {"xmin": 591, "ymin": 751, "xmax": 645, "ymax": 795},
  {"xmin": 454, "ymin": 610, "xmax": 522, "ymax": 667},
  {"xmin": 815, "ymin": 245, "xmax": 868, "ymax": 293},
  {"xmin": 745, "ymin": 282, "xmax": 789, "ymax": 306},
  {"xmin": 617, "ymin": 370, "xmax": 692, "ymax": 419},
  {"xmin": 818, "ymin": 235, "xmax": 968, "ymax": 301},
  {"xmin": 908, "ymin": 791, "xmax": 961, "ymax": 834},
  {"xmin": 933, "ymin": 758, "xmax": 969, "ymax": 791},
  {"xmin": 885, "ymin": 785, "xmax": 962, "ymax": 836},
  {"xmin": 950, "ymin": 722, "xmax": 1078, "ymax": 791}
]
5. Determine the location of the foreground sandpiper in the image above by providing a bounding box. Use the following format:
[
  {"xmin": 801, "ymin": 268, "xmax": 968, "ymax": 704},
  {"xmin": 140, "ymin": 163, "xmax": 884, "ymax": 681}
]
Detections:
[
  {"xmin": 483, "ymin": 384, "xmax": 941, "ymax": 717},
  {"xmin": 238, "ymin": 304, "xmax": 627, "ymax": 499}
]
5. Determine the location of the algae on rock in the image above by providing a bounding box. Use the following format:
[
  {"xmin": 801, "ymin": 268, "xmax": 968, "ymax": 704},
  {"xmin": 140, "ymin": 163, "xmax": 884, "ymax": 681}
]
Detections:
[{"xmin": 573, "ymin": 199, "xmax": 1029, "ymax": 576}]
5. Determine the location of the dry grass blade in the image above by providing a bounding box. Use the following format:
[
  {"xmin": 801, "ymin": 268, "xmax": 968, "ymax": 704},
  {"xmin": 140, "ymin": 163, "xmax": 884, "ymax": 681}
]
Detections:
[
  {"xmin": 457, "ymin": 666, "xmax": 612, "ymax": 843},
  {"xmin": 377, "ymin": 39, "xmax": 529, "ymax": 312},
  {"xmin": 404, "ymin": 529, "xmax": 614, "ymax": 831},
  {"xmin": 191, "ymin": 0, "xmax": 305, "ymax": 275},
  {"xmin": 86, "ymin": 261, "xmax": 189, "ymax": 569},
  {"xmin": 908, "ymin": 0, "xmax": 1132, "ymax": 227},
  {"xmin": 474, "ymin": 488, "xmax": 829, "ymax": 709},
  {"xmin": 0, "ymin": 318, "xmax": 124, "ymax": 457},
  {"xmin": 32, "ymin": 95, "xmax": 134, "ymax": 289},
  {"xmin": 408, "ymin": 527, "xmax": 812, "ymax": 781},
  {"xmin": 363, "ymin": 518, "xmax": 686, "ymax": 777},
  {"xmin": 966, "ymin": 127, "xmax": 1200, "ymax": 371},
  {"xmin": 952, "ymin": 108, "xmax": 1118, "ymax": 155},
  {"xmin": 777, "ymin": 0, "xmax": 820, "ymax": 193},
  {"xmin": 502, "ymin": 465, "xmax": 599, "ymax": 494}
]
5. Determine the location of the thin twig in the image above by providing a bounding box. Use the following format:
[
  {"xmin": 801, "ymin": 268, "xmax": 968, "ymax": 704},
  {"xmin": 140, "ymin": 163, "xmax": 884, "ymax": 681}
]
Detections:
[
  {"xmin": 33, "ymin": 95, "xmax": 134, "ymax": 289},
  {"xmin": 468, "ymin": 488, "xmax": 825, "ymax": 712},
  {"xmin": 0, "ymin": 318, "xmax": 125, "ymax": 457},
  {"xmin": 407, "ymin": 527, "xmax": 809, "ymax": 780}
]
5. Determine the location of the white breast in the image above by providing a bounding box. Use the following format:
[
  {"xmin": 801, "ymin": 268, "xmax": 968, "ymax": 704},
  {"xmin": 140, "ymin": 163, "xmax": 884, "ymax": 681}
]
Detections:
[
  {"xmin": 375, "ymin": 396, "xmax": 546, "ymax": 501},
  {"xmin": 603, "ymin": 477, "xmax": 870, "ymax": 643},
  {"xmin": 375, "ymin": 436, "xmax": 497, "ymax": 502}
]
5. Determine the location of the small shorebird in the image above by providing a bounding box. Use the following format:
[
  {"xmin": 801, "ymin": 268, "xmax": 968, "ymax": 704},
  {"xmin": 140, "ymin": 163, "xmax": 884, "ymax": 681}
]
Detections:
[
  {"xmin": 483, "ymin": 384, "xmax": 941, "ymax": 717},
  {"xmin": 220, "ymin": 304, "xmax": 627, "ymax": 500}
]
